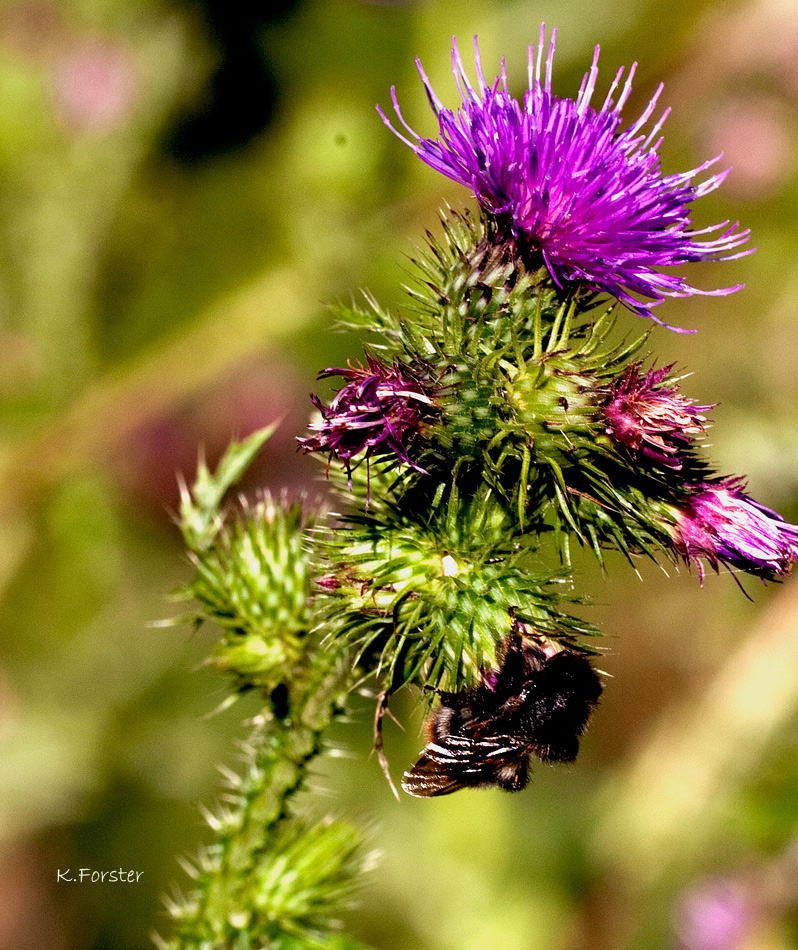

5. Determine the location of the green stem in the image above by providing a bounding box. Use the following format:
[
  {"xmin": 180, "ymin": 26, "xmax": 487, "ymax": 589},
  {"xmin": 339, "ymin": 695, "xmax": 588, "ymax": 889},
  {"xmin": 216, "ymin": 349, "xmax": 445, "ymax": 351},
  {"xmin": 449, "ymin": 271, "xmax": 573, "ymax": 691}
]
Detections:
[{"xmin": 161, "ymin": 648, "xmax": 356, "ymax": 949}]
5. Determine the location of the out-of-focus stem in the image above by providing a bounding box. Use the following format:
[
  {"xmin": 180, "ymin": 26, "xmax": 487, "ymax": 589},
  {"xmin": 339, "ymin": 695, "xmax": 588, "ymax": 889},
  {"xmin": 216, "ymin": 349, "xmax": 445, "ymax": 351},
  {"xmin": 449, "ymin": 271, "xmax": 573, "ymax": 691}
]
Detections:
[
  {"xmin": 593, "ymin": 578, "xmax": 798, "ymax": 891},
  {"xmin": 0, "ymin": 269, "xmax": 319, "ymax": 518}
]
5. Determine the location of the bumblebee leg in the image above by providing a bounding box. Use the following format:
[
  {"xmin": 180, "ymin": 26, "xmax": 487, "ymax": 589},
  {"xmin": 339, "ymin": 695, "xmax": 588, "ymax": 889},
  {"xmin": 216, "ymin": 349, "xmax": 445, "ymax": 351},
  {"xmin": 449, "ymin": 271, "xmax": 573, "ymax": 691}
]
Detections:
[
  {"xmin": 495, "ymin": 757, "xmax": 530, "ymax": 792},
  {"xmin": 372, "ymin": 689, "xmax": 401, "ymax": 801}
]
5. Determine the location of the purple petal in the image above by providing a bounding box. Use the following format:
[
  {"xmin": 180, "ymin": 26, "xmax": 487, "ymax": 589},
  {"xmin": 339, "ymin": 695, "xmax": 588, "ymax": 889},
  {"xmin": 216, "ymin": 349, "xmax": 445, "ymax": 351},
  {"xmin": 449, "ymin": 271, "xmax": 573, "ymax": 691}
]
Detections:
[{"xmin": 379, "ymin": 26, "xmax": 752, "ymax": 322}]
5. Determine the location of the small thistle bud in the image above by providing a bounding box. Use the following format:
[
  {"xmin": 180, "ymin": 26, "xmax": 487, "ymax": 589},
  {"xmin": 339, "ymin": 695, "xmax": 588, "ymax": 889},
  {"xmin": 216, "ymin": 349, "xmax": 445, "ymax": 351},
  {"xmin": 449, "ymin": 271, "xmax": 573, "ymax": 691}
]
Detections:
[
  {"xmin": 298, "ymin": 355, "xmax": 439, "ymax": 481},
  {"xmin": 182, "ymin": 492, "xmax": 311, "ymax": 693},
  {"xmin": 506, "ymin": 358, "xmax": 598, "ymax": 450},
  {"xmin": 670, "ymin": 477, "xmax": 798, "ymax": 581},
  {"xmin": 602, "ymin": 364, "xmax": 711, "ymax": 469}
]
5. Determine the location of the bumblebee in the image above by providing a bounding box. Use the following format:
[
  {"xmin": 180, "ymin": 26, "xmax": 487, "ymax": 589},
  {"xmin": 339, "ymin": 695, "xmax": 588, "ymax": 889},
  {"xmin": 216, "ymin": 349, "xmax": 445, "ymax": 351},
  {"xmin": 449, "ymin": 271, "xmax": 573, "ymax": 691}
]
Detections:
[{"xmin": 402, "ymin": 632, "xmax": 602, "ymax": 797}]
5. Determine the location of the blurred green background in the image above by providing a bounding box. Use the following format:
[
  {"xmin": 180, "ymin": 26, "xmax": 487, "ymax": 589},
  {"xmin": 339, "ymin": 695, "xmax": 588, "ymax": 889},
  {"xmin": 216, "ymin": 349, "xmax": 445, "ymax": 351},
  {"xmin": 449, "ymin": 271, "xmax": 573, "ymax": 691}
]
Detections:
[{"xmin": 2, "ymin": 0, "xmax": 798, "ymax": 947}]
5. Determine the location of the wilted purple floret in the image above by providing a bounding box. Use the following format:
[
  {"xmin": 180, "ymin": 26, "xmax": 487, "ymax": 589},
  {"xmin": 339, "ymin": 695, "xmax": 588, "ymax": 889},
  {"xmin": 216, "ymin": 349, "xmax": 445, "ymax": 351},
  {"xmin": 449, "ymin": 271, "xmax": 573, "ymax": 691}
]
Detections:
[
  {"xmin": 378, "ymin": 25, "xmax": 751, "ymax": 323},
  {"xmin": 298, "ymin": 355, "xmax": 436, "ymax": 479},
  {"xmin": 603, "ymin": 364, "xmax": 712, "ymax": 468},
  {"xmin": 672, "ymin": 477, "xmax": 798, "ymax": 581}
]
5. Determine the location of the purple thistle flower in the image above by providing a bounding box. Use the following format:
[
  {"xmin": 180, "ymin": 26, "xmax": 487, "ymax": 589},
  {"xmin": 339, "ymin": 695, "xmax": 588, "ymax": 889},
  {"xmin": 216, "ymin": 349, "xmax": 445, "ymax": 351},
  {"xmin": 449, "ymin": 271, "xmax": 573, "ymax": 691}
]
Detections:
[
  {"xmin": 671, "ymin": 477, "xmax": 798, "ymax": 581},
  {"xmin": 378, "ymin": 25, "xmax": 751, "ymax": 325},
  {"xmin": 675, "ymin": 878, "xmax": 755, "ymax": 950},
  {"xmin": 602, "ymin": 364, "xmax": 712, "ymax": 469},
  {"xmin": 298, "ymin": 355, "xmax": 437, "ymax": 481}
]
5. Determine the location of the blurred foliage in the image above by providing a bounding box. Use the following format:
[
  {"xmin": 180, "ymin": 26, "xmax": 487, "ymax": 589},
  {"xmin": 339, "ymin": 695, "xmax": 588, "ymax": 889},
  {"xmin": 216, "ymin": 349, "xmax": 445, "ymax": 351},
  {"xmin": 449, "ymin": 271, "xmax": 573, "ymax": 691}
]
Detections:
[{"xmin": 1, "ymin": 0, "xmax": 798, "ymax": 948}]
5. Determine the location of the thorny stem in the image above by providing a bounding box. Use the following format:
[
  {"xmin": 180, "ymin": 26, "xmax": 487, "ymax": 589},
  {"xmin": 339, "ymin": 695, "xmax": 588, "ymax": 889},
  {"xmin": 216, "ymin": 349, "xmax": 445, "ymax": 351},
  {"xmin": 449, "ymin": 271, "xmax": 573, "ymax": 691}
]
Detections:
[{"xmin": 160, "ymin": 648, "xmax": 356, "ymax": 949}]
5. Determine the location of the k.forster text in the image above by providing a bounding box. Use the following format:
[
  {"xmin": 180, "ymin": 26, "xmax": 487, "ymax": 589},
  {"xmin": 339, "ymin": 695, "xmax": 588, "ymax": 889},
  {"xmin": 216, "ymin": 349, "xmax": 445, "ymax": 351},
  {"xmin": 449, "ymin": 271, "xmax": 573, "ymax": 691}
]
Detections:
[{"xmin": 57, "ymin": 869, "xmax": 142, "ymax": 883}]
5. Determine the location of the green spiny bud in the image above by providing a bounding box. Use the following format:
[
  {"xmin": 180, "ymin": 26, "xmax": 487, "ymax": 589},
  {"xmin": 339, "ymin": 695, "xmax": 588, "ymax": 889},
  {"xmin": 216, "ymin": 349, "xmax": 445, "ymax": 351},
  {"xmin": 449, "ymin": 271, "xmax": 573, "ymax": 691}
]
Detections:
[
  {"xmin": 505, "ymin": 354, "xmax": 598, "ymax": 457},
  {"xmin": 316, "ymin": 491, "xmax": 599, "ymax": 694},
  {"xmin": 184, "ymin": 493, "xmax": 311, "ymax": 693}
]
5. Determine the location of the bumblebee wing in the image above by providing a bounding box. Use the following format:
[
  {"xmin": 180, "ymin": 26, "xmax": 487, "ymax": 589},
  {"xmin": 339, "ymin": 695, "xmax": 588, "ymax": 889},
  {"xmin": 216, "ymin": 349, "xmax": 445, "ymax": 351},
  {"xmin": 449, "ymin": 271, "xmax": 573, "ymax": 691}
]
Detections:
[
  {"xmin": 401, "ymin": 749, "xmax": 468, "ymax": 797},
  {"xmin": 401, "ymin": 735, "xmax": 530, "ymax": 798}
]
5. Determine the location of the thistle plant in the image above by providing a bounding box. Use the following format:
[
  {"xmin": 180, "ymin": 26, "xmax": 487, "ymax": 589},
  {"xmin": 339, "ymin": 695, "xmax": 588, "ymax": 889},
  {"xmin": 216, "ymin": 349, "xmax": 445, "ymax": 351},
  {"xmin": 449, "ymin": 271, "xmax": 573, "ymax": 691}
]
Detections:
[{"xmin": 162, "ymin": 24, "xmax": 798, "ymax": 949}]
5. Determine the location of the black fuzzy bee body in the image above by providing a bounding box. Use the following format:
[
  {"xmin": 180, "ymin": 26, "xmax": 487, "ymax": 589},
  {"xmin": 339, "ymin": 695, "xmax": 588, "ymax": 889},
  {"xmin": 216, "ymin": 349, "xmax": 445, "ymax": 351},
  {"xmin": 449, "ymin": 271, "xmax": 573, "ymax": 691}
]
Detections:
[{"xmin": 402, "ymin": 633, "xmax": 602, "ymax": 797}]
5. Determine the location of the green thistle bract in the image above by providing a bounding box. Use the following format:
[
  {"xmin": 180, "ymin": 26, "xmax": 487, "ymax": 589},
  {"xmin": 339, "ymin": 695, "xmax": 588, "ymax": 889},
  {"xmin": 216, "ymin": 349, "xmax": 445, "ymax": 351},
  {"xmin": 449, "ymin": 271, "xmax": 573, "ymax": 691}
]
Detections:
[{"xmin": 315, "ymin": 491, "xmax": 600, "ymax": 696}]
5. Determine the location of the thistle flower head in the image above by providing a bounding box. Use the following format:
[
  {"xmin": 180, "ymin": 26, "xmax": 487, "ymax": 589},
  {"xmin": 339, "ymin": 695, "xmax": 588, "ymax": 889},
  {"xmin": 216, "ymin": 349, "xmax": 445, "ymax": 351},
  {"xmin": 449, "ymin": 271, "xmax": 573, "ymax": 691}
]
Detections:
[
  {"xmin": 298, "ymin": 355, "xmax": 438, "ymax": 481},
  {"xmin": 379, "ymin": 25, "xmax": 751, "ymax": 323},
  {"xmin": 675, "ymin": 878, "xmax": 755, "ymax": 950},
  {"xmin": 672, "ymin": 477, "xmax": 798, "ymax": 581},
  {"xmin": 602, "ymin": 364, "xmax": 712, "ymax": 469}
]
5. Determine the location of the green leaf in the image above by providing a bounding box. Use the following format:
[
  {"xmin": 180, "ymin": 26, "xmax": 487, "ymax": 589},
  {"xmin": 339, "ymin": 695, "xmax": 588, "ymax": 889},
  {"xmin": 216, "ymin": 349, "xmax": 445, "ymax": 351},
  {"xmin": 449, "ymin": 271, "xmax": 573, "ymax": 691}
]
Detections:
[{"xmin": 179, "ymin": 422, "xmax": 279, "ymax": 553}]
